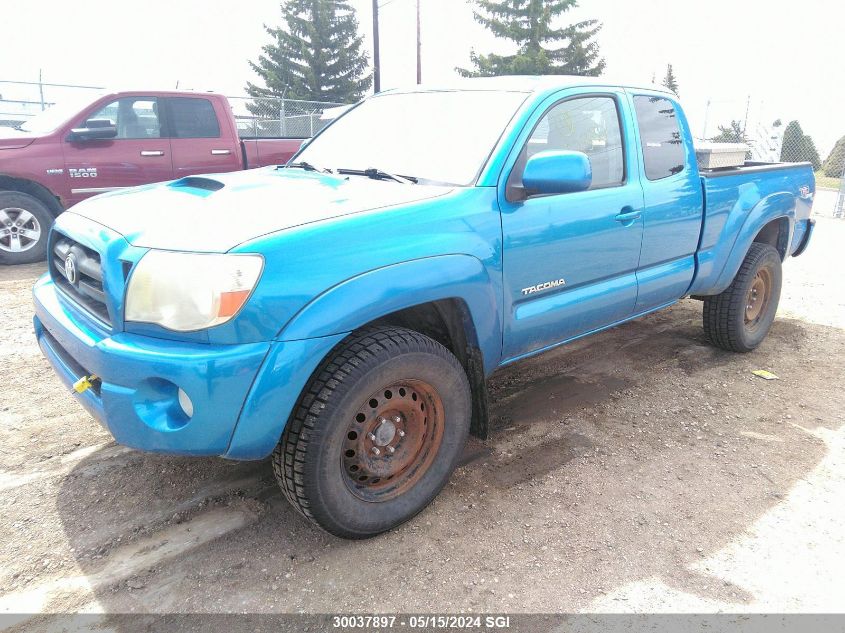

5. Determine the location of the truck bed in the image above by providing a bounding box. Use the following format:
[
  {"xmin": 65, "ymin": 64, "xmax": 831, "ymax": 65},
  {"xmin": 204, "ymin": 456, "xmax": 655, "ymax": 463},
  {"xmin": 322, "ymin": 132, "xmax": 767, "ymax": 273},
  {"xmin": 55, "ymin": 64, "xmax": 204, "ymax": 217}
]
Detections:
[
  {"xmin": 240, "ymin": 138, "xmax": 304, "ymax": 169},
  {"xmin": 689, "ymin": 161, "xmax": 816, "ymax": 296}
]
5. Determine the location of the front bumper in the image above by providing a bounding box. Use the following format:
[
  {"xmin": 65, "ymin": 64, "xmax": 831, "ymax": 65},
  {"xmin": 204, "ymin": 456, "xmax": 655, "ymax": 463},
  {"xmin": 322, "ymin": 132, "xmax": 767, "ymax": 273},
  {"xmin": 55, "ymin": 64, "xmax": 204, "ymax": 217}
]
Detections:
[
  {"xmin": 34, "ymin": 273, "xmax": 270, "ymax": 456},
  {"xmin": 33, "ymin": 274, "xmax": 346, "ymax": 458}
]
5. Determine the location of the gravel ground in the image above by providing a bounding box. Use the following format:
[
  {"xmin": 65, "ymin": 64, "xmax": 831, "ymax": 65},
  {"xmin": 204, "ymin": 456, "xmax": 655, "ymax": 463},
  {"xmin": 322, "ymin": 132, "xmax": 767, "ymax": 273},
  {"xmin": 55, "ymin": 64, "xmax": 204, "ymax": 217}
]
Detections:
[{"xmin": 0, "ymin": 217, "xmax": 843, "ymax": 627}]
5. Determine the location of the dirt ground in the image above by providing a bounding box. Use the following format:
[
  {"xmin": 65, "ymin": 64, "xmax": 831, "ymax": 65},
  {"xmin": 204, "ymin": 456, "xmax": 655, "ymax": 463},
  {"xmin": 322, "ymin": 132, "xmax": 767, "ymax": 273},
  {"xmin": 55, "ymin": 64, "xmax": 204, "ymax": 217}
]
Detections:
[{"xmin": 0, "ymin": 216, "xmax": 843, "ymax": 628}]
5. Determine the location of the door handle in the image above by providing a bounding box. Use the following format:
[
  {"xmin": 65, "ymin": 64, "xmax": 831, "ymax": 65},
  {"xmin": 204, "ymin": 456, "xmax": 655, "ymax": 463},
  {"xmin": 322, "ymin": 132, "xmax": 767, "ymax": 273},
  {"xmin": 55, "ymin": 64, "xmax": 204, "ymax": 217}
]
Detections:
[
  {"xmin": 140, "ymin": 150, "xmax": 165, "ymax": 157},
  {"xmin": 211, "ymin": 149, "xmax": 232, "ymax": 155},
  {"xmin": 615, "ymin": 206, "xmax": 642, "ymax": 224}
]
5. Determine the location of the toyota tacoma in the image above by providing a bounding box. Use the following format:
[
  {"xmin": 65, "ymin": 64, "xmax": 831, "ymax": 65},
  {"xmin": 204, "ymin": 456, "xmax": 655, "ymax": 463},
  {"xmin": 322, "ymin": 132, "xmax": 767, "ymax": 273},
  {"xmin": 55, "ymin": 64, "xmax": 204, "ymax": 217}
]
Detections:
[{"xmin": 33, "ymin": 77, "xmax": 815, "ymax": 538}]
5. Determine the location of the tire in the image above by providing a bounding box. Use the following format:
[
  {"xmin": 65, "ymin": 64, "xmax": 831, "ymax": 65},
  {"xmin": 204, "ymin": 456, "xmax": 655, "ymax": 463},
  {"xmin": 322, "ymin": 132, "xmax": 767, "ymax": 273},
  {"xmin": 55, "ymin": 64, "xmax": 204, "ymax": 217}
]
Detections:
[
  {"xmin": 703, "ymin": 243, "xmax": 782, "ymax": 352},
  {"xmin": 273, "ymin": 326, "xmax": 471, "ymax": 539},
  {"xmin": 0, "ymin": 191, "xmax": 53, "ymax": 265}
]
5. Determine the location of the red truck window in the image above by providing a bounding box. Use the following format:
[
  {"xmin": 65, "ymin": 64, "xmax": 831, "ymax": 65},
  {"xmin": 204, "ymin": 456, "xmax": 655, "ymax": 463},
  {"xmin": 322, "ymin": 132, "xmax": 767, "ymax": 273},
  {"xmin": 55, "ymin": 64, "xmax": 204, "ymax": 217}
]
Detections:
[
  {"xmin": 86, "ymin": 97, "xmax": 161, "ymax": 139},
  {"xmin": 166, "ymin": 97, "xmax": 221, "ymax": 139}
]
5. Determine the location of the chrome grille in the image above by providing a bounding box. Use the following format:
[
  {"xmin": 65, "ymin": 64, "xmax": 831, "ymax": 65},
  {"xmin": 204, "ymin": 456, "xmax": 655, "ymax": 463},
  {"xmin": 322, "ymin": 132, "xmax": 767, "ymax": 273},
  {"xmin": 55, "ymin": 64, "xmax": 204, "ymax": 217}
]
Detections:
[{"xmin": 51, "ymin": 234, "xmax": 110, "ymax": 325}]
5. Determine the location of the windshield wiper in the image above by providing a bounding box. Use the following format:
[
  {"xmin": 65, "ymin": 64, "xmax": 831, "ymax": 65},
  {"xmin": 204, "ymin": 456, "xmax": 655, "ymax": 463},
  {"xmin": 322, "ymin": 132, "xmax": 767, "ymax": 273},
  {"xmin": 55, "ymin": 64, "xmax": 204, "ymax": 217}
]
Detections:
[
  {"xmin": 285, "ymin": 161, "xmax": 334, "ymax": 174},
  {"xmin": 336, "ymin": 167, "xmax": 417, "ymax": 184}
]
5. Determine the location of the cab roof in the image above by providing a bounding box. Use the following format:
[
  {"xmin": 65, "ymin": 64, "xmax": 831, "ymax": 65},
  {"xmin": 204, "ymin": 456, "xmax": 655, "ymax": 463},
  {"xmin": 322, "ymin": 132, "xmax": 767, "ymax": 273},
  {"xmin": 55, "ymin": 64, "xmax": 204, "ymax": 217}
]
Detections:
[{"xmin": 385, "ymin": 75, "xmax": 675, "ymax": 97}]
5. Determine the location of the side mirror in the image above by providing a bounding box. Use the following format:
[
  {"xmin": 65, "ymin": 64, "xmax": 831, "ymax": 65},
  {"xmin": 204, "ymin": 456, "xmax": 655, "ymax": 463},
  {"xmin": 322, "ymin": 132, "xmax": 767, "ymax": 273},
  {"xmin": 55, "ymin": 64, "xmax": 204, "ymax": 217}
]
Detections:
[
  {"xmin": 522, "ymin": 150, "xmax": 592, "ymax": 197},
  {"xmin": 67, "ymin": 124, "xmax": 117, "ymax": 142}
]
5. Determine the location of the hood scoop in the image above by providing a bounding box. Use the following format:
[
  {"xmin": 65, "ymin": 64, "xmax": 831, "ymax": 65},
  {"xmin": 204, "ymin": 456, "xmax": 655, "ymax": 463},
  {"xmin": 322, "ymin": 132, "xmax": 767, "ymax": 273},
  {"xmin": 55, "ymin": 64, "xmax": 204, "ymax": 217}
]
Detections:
[
  {"xmin": 169, "ymin": 176, "xmax": 226, "ymax": 195},
  {"xmin": 68, "ymin": 167, "xmax": 452, "ymax": 252}
]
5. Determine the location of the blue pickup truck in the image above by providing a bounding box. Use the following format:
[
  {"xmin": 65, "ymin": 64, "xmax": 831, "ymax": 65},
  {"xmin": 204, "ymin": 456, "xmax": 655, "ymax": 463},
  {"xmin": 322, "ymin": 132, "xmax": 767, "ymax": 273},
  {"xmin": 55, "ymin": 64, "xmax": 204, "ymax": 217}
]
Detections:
[{"xmin": 33, "ymin": 77, "xmax": 815, "ymax": 538}]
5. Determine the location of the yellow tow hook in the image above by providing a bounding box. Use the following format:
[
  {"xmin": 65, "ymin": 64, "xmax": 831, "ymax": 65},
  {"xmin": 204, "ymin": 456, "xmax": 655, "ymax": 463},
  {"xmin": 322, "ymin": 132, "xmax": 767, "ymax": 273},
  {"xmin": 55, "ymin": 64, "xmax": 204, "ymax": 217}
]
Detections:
[{"xmin": 73, "ymin": 374, "xmax": 99, "ymax": 394}]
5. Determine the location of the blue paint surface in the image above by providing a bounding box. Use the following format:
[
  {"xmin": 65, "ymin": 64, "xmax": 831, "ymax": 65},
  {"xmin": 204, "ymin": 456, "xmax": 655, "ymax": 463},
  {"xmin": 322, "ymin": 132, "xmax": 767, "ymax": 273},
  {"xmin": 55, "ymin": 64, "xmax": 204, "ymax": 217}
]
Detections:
[
  {"xmin": 522, "ymin": 150, "xmax": 592, "ymax": 194},
  {"xmin": 33, "ymin": 78, "xmax": 817, "ymax": 459}
]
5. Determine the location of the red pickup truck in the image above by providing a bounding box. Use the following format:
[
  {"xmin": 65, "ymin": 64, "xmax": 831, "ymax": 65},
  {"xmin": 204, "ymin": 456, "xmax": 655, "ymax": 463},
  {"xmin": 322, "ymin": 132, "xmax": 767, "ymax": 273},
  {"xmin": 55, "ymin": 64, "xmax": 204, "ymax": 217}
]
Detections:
[{"xmin": 0, "ymin": 90, "xmax": 304, "ymax": 264}]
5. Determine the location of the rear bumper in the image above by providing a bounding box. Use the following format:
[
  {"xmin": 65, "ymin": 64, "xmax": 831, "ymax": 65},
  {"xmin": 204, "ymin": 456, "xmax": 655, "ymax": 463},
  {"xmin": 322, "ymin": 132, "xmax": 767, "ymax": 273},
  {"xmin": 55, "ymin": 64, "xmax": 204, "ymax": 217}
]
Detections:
[{"xmin": 33, "ymin": 274, "xmax": 346, "ymax": 458}]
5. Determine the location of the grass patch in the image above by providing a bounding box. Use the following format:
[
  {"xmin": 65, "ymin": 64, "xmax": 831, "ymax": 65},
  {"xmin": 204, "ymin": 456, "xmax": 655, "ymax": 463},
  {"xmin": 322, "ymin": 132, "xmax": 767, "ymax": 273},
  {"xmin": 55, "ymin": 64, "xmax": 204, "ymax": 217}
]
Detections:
[{"xmin": 815, "ymin": 172, "xmax": 842, "ymax": 190}]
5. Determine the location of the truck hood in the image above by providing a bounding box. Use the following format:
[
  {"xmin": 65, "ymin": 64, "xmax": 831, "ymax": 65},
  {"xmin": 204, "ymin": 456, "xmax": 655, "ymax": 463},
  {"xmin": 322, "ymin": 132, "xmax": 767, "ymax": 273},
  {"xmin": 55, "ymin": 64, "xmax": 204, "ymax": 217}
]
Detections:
[
  {"xmin": 67, "ymin": 167, "xmax": 454, "ymax": 252},
  {"xmin": 0, "ymin": 128, "xmax": 37, "ymax": 150}
]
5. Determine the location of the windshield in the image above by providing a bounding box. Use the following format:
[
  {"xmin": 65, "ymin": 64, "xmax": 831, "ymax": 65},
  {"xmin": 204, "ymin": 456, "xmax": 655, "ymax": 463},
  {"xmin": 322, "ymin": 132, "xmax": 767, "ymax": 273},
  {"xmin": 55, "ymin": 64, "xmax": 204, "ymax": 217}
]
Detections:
[
  {"xmin": 17, "ymin": 94, "xmax": 103, "ymax": 135},
  {"xmin": 294, "ymin": 90, "xmax": 528, "ymax": 186}
]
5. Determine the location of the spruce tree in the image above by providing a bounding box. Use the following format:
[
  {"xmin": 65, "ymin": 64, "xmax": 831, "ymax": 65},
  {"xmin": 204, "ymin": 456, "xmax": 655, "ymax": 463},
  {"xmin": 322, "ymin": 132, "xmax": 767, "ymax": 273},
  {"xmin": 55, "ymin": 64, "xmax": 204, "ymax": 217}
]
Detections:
[
  {"xmin": 710, "ymin": 120, "xmax": 748, "ymax": 144},
  {"xmin": 780, "ymin": 121, "xmax": 805, "ymax": 162},
  {"xmin": 458, "ymin": 0, "xmax": 605, "ymax": 77},
  {"xmin": 661, "ymin": 64, "xmax": 679, "ymax": 95},
  {"xmin": 246, "ymin": 0, "xmax": 372, "ymax": 103},
  {"xmin": 780, "ymin": 120, "xmax": 822, "ymax": 170},
  {"xmin": 822, "ymin": 135, "xmax": 845, "ymax": 178},
  {"xmin": 804, "ymin": 136, "xmax": 821, "ymax": 171}
]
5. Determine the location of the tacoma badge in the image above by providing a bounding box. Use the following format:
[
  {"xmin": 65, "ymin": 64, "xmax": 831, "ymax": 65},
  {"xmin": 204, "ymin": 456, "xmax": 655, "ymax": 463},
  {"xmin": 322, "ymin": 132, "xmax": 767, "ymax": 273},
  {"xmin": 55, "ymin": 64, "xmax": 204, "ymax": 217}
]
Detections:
[{"xmin": 521, "ymin": 278, "xmax": 566, "ymax": 295}]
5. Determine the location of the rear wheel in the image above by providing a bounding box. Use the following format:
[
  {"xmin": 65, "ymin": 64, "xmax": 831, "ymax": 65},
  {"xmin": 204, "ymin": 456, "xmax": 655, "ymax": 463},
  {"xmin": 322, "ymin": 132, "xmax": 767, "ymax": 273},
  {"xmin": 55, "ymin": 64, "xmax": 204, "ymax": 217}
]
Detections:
[
  {"xmin": 703, "ymin": 243, "xmax": 782, "ymax": 352},
  {"xmin": 0, "ymin": 191, "xmax": 53, "ymax": 265},
  {"xmin": 273, "ymin": 326, "xmax": 471, "ymax": 538}
]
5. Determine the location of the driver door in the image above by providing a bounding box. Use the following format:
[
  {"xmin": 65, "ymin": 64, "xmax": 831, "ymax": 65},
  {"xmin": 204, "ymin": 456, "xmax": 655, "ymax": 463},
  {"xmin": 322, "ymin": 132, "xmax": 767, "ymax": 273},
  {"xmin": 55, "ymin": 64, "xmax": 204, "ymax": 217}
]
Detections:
[
  {"xmin": 62, "ymin": 96, "xmax": 173, "ymax": 206},
  {"xmin": 499, "ymin": 90, "xmax": 645, "ymax": 361}
]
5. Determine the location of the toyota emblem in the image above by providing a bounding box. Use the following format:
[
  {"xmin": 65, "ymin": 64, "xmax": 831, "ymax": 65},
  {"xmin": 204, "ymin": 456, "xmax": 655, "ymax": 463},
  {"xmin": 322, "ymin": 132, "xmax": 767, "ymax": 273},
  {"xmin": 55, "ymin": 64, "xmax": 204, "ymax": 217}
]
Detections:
[{"xmin": 64, "ymin": 254, "xmax": 78, "ymax": 285}]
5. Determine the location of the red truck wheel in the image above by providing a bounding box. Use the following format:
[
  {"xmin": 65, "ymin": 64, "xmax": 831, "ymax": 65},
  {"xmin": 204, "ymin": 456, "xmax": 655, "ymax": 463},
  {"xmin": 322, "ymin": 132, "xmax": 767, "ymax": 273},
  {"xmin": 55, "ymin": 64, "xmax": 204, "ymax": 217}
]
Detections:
[
  {"xmin": 273, "ymin": 326, "xmax": 471, "ymax": 539},
  {"xmin": 0, "ymin": 192, "xmax": 52, "ymax": 265},
  {"xmin": 703, "ymin": 243, "xmax": 783, "ymax": 352}
]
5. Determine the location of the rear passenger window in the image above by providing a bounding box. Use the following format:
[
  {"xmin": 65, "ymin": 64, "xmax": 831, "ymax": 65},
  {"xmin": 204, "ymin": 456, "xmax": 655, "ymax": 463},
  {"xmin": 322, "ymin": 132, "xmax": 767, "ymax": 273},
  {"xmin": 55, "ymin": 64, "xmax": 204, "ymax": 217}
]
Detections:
[
  {"xmin": 167, "ymin": 97, "xmax": 220, "ymax": 138},
  {"xmin": 633, "ymin": 96, "xmax": 685, "ymax": 180},
  {"xmin": 518, "ymin": 96, "xmax": 625, "ymax": 191}
]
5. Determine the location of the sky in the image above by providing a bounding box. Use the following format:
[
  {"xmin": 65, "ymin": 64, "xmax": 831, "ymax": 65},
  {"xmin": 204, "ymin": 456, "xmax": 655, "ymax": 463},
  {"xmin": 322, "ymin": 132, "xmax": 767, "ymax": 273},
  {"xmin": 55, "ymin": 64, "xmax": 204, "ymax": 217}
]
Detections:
[{"xmin": 0, "ymin": 0, "xmax": 840, "ymax": 155}]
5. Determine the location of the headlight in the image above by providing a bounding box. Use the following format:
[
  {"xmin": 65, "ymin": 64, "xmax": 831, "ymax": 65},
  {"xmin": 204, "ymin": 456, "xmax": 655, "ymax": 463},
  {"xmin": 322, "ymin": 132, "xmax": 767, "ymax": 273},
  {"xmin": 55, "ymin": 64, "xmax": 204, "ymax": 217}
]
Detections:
[{"xmin": 125, "ymin": 251, "xmax": 263, "ymax": 331}]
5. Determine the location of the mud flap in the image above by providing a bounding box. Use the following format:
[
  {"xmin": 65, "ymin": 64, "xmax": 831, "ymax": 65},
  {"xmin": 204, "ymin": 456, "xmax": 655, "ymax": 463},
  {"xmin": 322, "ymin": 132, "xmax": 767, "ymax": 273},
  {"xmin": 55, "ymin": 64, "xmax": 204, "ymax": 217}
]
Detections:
[{"xmin": 467, "ymin": 347, "xmax": 491, "ymax": 440}]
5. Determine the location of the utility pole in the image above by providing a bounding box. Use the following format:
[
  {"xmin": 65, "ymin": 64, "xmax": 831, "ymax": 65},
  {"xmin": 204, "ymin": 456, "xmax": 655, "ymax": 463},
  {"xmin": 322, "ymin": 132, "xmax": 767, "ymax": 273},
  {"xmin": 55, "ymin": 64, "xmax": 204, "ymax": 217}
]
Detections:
[
  {"xmin": 416, "ymin": 0, "xmax": 422, "ymax": 84},
  {"xmin": 742, "ymin": 94, "xmax": 751, "ymax": 137},
  {"xmin": 38, "ymin": 69, "xmax": 45, "ymax": 111},
  {"xmin": 372, "ymin": 0, "xmax": 381, "ymax": 93}
]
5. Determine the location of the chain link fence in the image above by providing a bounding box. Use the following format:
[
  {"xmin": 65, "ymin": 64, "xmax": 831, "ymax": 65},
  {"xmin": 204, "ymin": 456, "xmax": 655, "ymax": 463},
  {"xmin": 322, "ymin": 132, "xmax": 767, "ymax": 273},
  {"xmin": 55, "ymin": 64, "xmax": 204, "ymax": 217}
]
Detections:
[
  {"xmin": 0, "ymin": 79, "xmax": 104, "ymax": 126},
  {"xmin": 226, "ymin": 96, "xmax": 348, "ymax": 139},
  {"xmin": 698, "ymin": 96, "xmax": 844, "ymax": 219},
  {"xmin": 0, "ymin": 80, "xmax": 348, "ymax": 139}
]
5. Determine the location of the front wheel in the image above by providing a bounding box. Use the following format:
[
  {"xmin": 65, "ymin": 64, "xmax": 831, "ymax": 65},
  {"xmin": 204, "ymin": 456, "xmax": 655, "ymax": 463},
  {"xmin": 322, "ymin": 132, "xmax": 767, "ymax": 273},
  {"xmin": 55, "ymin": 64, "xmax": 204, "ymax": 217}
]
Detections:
[
  {"xmin": 273, "ymin": 326, "xmax": 471, "ymax": 538},
  {"xmin": 0, "ymin": 191, "xmax": 53, "ymax": 265},
  {"xmin": 703, "ymin": 243, "xmax": 783, "ymax": 352}
]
